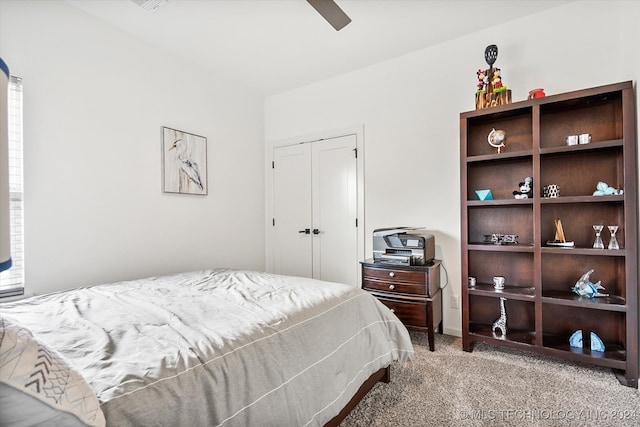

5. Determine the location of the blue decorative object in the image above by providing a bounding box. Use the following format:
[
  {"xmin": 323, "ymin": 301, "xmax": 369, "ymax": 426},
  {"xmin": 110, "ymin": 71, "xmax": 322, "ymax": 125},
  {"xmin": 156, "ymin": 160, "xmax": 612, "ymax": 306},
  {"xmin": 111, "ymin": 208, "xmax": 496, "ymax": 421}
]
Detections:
[
  {"xmin": 569, "ymin": 330, "xmax": 583, "ymax": 348},
  {"xmin": 475, "ymin": 189, "xmax": 493, "ymax": 200},
  {"xmin": 593, "ymin": 181, "xmax": 622, "ymax": 196},
  {"xmin": 569, "ymin": 330, "xmax": 605, "ymax": 352},
  {"xmin": 590, "ymin": 332, "xmax": 605, "ymax": 352},
  {"xmin": 572, "ymin": 269, "xmax": 608, "ymax": 298}
]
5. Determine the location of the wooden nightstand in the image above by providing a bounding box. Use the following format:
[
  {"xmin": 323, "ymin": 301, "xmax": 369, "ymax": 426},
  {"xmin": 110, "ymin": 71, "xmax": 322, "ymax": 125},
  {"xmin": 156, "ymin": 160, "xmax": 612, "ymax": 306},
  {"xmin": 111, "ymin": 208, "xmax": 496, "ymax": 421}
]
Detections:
[{"xmin": 361, "ymin": 259, "xmax": 443, "ymax": 351}]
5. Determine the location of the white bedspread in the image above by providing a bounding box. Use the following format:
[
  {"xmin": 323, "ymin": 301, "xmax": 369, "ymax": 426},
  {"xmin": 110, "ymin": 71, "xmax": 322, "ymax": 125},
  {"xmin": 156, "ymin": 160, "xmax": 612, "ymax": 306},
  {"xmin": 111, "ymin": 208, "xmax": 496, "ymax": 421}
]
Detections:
[{"xmin": 1, "ymin": 269, "xmax": 414, "ymax": 426}]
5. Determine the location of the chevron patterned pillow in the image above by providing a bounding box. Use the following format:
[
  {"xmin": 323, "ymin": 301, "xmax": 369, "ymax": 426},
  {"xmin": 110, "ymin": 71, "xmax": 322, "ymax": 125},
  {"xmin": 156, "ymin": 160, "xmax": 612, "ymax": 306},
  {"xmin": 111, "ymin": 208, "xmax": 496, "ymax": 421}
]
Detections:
[{"xmin": 0, "ymin": 316, "xmax": 105, "ymax": 427}]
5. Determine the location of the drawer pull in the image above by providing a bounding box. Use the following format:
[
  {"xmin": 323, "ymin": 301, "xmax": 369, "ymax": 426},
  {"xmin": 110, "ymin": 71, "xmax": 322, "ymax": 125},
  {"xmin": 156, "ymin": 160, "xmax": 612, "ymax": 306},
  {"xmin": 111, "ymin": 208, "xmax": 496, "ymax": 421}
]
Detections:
[
  {"xmin": 389, "ymin": 284, "xmax": 395, "ymax": 290},
  {"xmin": 389, "ymin": 272, "xmax": 395, "ymax": 278}
]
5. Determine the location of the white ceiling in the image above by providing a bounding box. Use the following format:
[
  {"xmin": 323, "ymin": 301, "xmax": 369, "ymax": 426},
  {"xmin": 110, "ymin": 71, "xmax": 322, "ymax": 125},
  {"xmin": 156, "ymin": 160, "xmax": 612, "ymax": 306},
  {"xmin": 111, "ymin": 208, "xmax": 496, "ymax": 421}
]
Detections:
[{"xmin": 65, "ymin": 0, "xmax": 571, "ymax": 96}]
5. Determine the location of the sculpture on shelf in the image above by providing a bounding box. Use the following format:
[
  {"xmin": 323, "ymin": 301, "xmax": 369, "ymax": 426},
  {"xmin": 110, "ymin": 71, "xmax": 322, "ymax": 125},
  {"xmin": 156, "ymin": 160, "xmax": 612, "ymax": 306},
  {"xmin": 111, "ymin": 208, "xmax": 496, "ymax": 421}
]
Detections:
[
  {"xmin": 475, "ymin": 44, "xmax": 512, "ymax": 110},
  {"xmin": 569, "ymin": 330, "xmax": 605, "ymax": 352},
  {"xmin": 546, "ymin": 218, "xmax": 574, "ymax": 247},
  {"xmin": 593, "ymin": 181, "xmax": 623, "ymax": 196},
  {"xmin": 572, "ymin": 269, "xmax": 609, "ymax": 298},
  {"xmin": 513, "ymin": 177, "xmax": 533, "ymax": 199},
  {"xmin": 492, "ymin": 297, "xmax": 507, "ymax": 336},
  {"xmin": 487, "ymin": 128, "xmax": 507, "ymax": 153}
]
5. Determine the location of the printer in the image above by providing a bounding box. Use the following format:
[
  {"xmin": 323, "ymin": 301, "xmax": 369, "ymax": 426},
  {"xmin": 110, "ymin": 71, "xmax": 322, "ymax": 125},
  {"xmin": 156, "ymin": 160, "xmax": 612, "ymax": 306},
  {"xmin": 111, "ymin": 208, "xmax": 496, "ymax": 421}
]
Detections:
[{"xmin": 373, "ymin": 227, "xmax": 435, "ymax": 266}]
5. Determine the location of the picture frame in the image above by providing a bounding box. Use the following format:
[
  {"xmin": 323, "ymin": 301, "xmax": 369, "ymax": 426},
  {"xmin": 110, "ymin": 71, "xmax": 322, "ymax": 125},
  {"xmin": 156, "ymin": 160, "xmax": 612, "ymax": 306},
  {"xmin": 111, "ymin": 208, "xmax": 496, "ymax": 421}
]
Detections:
[{"xmin": 162, "ymin": 126, "xmax": 208, "ymax": 195}]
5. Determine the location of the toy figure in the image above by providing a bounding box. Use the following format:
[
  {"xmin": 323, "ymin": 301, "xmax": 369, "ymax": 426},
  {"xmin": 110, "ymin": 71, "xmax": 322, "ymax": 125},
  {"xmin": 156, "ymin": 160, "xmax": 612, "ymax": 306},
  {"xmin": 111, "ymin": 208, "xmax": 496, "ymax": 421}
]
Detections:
[
  {"xmin": 492, "ymin": 68, "xmax": 505, "ymax": 92},
  {"xmin": 476, "ymin": 69, "xmax": 487, "ymax": 92},
  {"xmin": 513, "ymin": 177, "xmax": 533, "ymax": 199}
]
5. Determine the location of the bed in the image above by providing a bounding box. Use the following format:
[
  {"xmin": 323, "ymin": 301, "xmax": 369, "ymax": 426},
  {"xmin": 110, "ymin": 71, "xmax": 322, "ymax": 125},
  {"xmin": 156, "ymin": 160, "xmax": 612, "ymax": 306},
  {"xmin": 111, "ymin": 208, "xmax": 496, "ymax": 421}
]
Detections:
[{"xmin": 0, "ymin": 268, "xmax": 414, "ymax": 426}]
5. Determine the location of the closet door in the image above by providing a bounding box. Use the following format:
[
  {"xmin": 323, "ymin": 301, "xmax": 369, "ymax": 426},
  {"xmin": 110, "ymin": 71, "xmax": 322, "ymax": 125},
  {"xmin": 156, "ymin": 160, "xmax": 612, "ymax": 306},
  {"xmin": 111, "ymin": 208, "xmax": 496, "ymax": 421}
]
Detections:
[
  {"xmin": 272, "ymin": 143, "xmax": 313, "ymax": 278},
  {"xmin": 311, "ymin": 135, "xmax": 358, "ymax": 286},
  {"xmin": 272, "ymin": 134, "xmax": 358, "ymax": 286}
]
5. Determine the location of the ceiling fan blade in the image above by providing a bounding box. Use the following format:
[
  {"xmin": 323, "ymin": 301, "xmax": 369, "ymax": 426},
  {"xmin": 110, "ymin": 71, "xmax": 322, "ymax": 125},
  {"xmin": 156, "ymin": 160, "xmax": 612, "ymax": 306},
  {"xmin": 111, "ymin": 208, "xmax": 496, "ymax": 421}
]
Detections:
[{"xmin": 307, "ymin": 0, "xmax": 352, "ymax": 31}]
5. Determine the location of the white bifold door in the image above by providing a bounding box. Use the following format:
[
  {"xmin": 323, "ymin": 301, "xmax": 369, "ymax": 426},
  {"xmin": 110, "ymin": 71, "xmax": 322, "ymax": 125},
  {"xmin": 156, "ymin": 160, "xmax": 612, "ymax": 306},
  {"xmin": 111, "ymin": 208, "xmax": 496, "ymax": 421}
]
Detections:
[{"xmin": 272, "ymin": 134, "xmax": 358, "ymax": 286}]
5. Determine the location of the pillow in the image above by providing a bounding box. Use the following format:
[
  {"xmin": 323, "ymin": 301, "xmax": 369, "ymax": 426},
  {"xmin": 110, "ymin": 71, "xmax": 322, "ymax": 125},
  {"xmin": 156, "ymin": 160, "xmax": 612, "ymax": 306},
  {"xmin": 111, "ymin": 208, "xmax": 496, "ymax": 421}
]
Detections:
[{"xmin": 0, "ymin": 316, "xmax": 106, "ymax": 427}]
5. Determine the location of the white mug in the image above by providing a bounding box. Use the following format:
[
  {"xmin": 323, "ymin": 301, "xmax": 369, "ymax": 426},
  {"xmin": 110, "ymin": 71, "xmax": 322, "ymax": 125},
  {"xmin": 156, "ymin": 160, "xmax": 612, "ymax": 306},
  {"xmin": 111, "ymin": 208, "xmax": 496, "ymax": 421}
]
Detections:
[
  {"xmin": 493, "ymin": 276, "xmax": 505, "ymax": 290},
  {"xmin": 566, "ymin": 135, "xmax": 578, "ymax": 146},
  {"xmin": 579, "ymin": 133, "xmax": 591, "ymax": 144}
]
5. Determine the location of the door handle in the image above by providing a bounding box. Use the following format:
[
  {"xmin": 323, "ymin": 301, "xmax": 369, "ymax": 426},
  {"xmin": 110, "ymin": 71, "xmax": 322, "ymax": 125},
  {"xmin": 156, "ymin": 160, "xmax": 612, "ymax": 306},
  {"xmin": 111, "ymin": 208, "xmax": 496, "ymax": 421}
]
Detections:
[
  {"xmin": 298, "ymin": 229, "xmax": 311, "ymax": 234},
  {"xmin": 312, "ymin": 229, "xmax": 321, "ymax": 235}
]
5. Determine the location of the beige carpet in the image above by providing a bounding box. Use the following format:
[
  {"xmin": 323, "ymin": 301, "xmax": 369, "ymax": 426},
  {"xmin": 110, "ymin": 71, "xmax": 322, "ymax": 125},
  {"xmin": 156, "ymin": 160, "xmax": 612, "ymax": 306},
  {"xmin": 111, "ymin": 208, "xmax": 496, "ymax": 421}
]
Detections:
[{"xmin": 341, "ymin": 332, "xmax": 640, "ymax": 426}]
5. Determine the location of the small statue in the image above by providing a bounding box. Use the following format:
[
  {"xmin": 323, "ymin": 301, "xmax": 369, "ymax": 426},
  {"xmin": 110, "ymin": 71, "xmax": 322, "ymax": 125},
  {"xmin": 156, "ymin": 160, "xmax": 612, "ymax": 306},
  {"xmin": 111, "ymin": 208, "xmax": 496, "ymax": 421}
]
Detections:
[
  {"xmin": 572, "ymin": 269, "xmax": 609, "ymax": 298},
  {"xmin": 492, "ymin": 297, "xmax": 507, "ymax": 336},
  {"xmin": 476, "ymin": 69, "xmax": 487, "ymax": 92},
  {"xmin": 513, "ymin": 177, "xmax": 533, "ymax": 199},
  {"xmin": 546, "ymin": 218, "xmax": 574, "ymax": 247},
  {"xmin": 492, "ymin": 68, "xmax": 506, "ymax": 93},
  {"xmin": 593, "ymin": 181, "xmax": 623, "ymax": 196}
]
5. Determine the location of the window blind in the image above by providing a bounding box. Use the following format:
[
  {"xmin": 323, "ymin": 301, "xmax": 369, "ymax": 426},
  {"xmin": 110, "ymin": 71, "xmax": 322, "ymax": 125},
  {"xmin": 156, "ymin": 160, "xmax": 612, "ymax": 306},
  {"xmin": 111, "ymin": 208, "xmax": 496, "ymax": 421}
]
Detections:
[{"xmin": 0, "ymin": 76, "xmax": 24, "ymax": 297}]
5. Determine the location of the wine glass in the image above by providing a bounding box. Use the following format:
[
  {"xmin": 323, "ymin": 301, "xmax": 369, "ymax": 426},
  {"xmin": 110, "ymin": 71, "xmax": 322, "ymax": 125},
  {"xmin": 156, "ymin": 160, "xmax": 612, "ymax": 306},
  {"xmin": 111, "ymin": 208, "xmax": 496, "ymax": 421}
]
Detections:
[
  {"xmin": 608, "ymin": 225, "xmax": 620, "ymax": 250},
  {"xmin": 592, "ymin": 225, "xmax": 605, "ymax": 249}
]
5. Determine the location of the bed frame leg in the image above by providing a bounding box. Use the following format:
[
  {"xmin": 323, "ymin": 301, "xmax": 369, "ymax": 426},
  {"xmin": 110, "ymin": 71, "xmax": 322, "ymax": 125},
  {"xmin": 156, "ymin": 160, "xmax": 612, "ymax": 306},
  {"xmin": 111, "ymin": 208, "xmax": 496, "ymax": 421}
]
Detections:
[{"xmin": 324, "ymin": 366, "xmax": 391, "ymax": 426}]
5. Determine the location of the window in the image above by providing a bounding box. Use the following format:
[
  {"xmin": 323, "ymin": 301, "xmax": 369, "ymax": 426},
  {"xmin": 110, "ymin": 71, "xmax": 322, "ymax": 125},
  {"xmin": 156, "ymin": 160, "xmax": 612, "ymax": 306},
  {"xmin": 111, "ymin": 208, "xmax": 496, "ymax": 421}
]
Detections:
[{"xmin": 0, "ymin": 76, "xmax": 24, "ymax": 297}]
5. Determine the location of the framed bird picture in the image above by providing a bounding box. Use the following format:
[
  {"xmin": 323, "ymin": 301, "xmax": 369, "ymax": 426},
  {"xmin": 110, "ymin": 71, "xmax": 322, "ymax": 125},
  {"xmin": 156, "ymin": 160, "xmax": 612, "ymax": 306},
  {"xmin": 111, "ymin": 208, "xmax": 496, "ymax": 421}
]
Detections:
[{"xmin": 162, "ymin": 126, "xmax": 208, "ymax": 195}]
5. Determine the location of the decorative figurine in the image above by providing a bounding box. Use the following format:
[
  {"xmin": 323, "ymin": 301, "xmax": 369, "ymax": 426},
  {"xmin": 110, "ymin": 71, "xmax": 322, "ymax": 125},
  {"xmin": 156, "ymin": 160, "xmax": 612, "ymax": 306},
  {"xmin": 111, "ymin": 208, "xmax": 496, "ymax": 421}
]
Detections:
[
  {"xmin": 572, "ymin": 269, "xmax": 609, "ymax": 298},
  {"xmin": 513, "ymin": 177, "xmax": 533, "ymax": 199},
  {"xmin": 487, "ymin": 128, "xmax": 507, "ymax": 153},
  {"xmin": 492, "ymin": 297, "xmax": 507, "ymax": 336},
  {"xmin": 475, "ymin": 44, "xmax": 512, "ymax": 110},
  {"xmin": 569, "ymin": 330, "xmax": 605, "ymax": 352},
  {"xmin": 476, "ymin": 69, "xmax": 487, "ymax": 92},
  {"xmin": 593, "ymin": 181, "xmax": 623, "ymax": 196},
  {"xmin": 546, "ymin": 218, "xmax": 574, "ymax": 247},
  {"xmin": 492, "ymin": 68, "xmax": 505, "ymax": 92}
]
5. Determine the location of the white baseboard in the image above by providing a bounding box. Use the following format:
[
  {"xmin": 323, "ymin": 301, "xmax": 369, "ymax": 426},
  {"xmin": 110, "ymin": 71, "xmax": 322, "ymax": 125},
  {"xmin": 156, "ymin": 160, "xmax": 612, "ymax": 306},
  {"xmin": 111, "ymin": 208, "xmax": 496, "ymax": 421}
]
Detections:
[{"xmin": 443, "ymin": 327, "xmax": 462, "ymax": 337}]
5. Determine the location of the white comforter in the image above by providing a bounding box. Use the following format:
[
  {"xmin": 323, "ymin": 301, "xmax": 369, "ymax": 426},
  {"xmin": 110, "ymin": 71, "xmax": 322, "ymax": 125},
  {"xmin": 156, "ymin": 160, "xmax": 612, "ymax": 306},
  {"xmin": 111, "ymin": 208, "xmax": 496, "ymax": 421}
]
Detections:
[{"xmin": 1, "ymin": 269, "xmax": 414, "ymax": 426}]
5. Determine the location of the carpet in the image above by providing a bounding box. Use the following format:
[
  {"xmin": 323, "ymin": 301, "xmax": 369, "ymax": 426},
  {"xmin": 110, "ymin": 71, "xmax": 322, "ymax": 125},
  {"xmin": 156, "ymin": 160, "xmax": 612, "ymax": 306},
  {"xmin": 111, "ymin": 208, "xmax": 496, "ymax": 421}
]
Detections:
[{"xmin": 341, "ymin": 332, "xmax": 640, "ymax": 426}]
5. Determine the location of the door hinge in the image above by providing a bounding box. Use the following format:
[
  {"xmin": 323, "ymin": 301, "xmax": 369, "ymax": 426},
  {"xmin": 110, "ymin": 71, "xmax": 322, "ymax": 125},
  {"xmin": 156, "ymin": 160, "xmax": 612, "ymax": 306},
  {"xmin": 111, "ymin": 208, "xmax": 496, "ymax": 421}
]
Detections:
[
  {"xmin": 353, "ymin": 148, "xmax": 357, "ymax": 158},
  {"xmin": 272, "ymin": 161, "xmax": 275, "ymax": 169},
  {"xmin": 355, "ymin": 218, "xmax": 358, "ymax": 227},
  {"xmin": 272, "ymin": 218, "xmax": 275, "ymax": 226}
]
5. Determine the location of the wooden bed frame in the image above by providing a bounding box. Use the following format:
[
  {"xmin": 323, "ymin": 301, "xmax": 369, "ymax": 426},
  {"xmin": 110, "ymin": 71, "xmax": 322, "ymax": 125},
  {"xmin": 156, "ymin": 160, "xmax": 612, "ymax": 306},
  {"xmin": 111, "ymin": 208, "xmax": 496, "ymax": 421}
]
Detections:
[{"xmin": 325, "ymin": 366, "xmax": 390, "ymax": 426}]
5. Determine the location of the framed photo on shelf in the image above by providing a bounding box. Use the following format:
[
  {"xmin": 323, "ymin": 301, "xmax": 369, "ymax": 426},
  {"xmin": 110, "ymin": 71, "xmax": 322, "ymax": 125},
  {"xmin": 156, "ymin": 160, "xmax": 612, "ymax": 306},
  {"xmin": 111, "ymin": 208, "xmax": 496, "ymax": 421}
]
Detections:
[{"xmin": 162, "ymin": 126, "xmax": 208, "ymax": 195}]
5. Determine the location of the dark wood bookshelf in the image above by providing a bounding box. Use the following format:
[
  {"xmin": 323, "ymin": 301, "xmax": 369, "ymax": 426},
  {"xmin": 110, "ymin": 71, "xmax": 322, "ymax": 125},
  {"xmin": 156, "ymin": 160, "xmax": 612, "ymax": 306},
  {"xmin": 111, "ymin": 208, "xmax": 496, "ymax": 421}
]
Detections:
[{"xmin": 460, "ymin": 81, "xmax": 638, "ymax": 387}]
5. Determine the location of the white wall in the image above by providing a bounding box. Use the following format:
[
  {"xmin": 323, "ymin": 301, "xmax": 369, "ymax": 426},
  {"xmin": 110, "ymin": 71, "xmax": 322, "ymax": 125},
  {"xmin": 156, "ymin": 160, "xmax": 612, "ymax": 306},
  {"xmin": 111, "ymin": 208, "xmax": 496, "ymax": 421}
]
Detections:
[
  {"xmin": 0, "ymin": 0, "xmax": 265, "ymax": 295},
  {"xmin": 265, "ymin": 1, "xmax": 640, "ymax": 336}
]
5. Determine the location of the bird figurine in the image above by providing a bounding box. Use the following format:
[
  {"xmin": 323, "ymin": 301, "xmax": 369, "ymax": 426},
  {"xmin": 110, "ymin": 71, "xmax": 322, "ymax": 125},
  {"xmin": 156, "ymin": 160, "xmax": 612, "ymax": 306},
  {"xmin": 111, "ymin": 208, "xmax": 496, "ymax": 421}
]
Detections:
[
  {"xmin": 169, "ymin": 138, "xmax": 204, "ymax": 191},
  {"xmin": 572, "ymin": 269, "xmax": 608, "ymax": 298}
]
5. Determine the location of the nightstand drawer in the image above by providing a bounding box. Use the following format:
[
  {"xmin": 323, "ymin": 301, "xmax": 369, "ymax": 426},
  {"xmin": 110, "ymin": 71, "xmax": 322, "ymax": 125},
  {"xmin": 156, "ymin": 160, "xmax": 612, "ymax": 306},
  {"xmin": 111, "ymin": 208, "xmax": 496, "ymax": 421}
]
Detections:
[
  {"xmin": 363, "ymin": 278, "xmax": 426, "ymax": 296},
  {"xmin": 375, "ymin": 296, "xmax": 427, "ymax": 328},
  {"xmin": 363, "ymin": 267, "xmax": 424, "ymax": 284}
]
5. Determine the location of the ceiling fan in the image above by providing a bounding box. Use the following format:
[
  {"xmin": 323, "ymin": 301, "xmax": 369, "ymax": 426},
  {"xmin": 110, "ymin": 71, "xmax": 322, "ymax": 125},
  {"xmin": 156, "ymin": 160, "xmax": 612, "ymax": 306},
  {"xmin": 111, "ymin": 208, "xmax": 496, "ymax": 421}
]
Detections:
[
  {"xmin": 307, "ymin": 0, "xmax": 352, "ymax": 31},
  {"xmin": 131, "ymin": 0, "xmax": 352, "ymax": 31}
]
